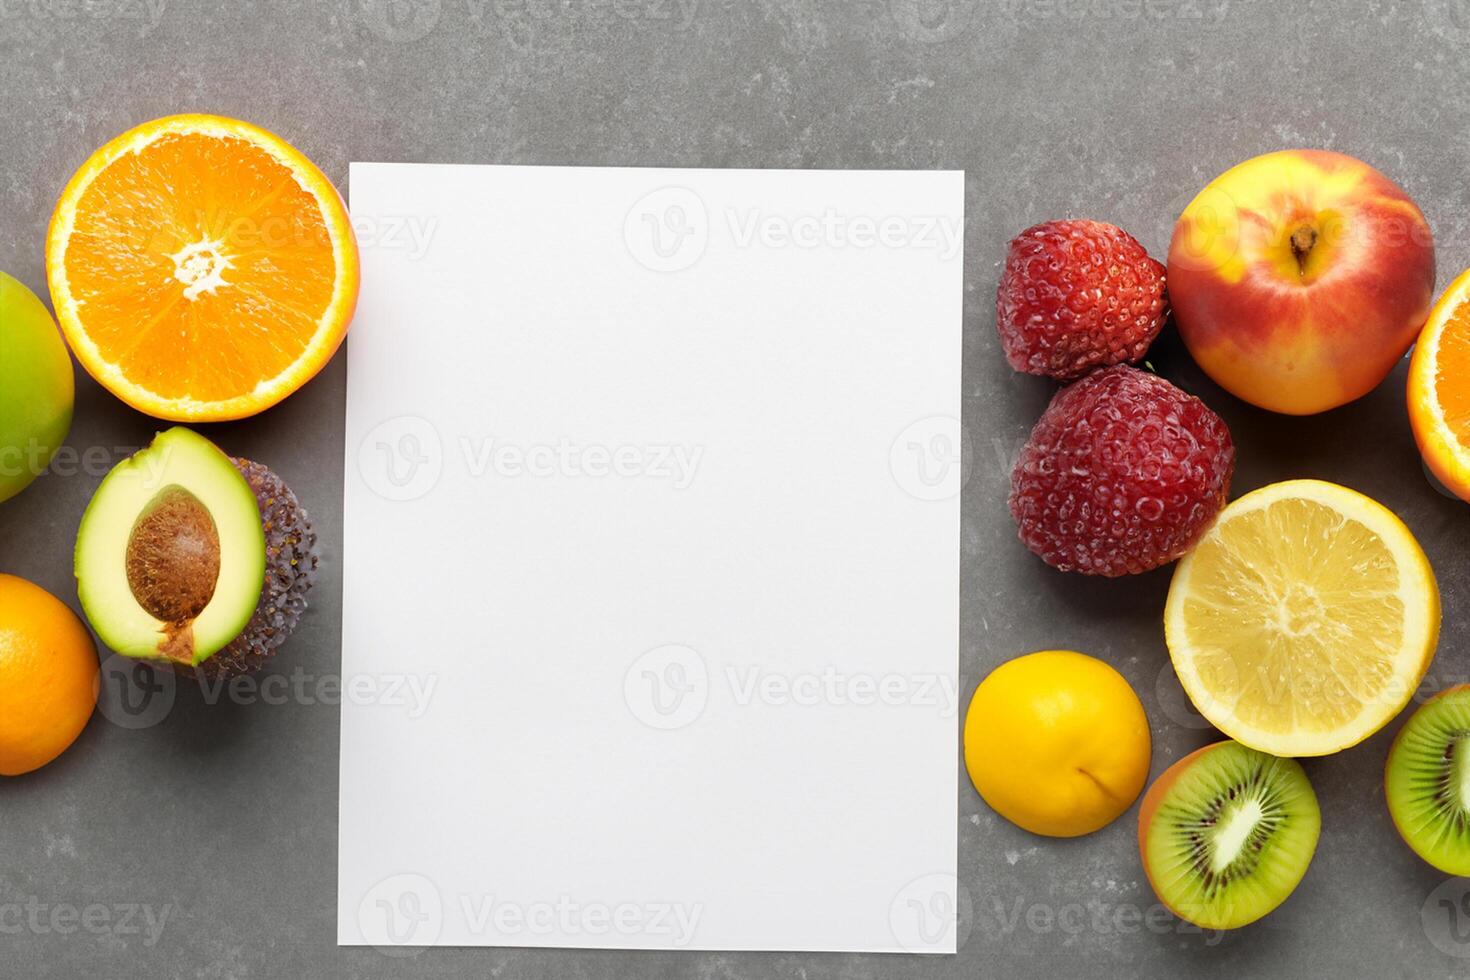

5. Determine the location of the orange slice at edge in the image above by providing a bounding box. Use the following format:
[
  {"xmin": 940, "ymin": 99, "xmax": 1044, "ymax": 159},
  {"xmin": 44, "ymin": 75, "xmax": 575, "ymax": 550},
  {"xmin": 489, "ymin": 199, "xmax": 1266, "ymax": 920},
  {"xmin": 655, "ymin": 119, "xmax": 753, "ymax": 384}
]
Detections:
[
  {"xmin": 46, "ymin": 114, "xmax": 359, "ymax": 422},
  {"xmin": 1409, "ymin": 267, "xmax": 1470, "ymax": 502}
]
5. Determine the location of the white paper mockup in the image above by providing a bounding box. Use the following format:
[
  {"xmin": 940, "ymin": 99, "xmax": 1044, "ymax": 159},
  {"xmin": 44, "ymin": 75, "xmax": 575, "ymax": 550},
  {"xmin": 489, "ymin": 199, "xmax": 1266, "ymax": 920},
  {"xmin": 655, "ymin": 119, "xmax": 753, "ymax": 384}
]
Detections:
[{"xmin": 339, "ymin": 163, "xmax": 963, "ymax": 953}]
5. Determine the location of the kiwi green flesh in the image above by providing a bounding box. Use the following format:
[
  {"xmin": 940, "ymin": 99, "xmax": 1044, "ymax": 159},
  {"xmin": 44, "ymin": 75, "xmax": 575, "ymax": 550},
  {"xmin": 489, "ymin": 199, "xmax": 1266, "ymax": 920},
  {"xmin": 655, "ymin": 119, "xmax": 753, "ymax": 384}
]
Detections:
[
  {"xmin": 1144, "ymin": 743, "xmax": 1320, "ymax": 931},
  {"xmin": 1386, "ymin": 688, "xmax": 1470, "ymax": 876}
]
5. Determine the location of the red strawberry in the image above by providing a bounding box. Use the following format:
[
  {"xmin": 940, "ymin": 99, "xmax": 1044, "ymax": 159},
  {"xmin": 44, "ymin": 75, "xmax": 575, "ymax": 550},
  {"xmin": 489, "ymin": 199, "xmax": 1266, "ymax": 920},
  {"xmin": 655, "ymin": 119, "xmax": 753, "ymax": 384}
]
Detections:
[
  {"xmin": 996, "ymin": 220, "xmax": 1168, "ymax": 380},
  {"xmin": 1009, "ymin": 365, "xmax": 1234, "ymax": 576}
]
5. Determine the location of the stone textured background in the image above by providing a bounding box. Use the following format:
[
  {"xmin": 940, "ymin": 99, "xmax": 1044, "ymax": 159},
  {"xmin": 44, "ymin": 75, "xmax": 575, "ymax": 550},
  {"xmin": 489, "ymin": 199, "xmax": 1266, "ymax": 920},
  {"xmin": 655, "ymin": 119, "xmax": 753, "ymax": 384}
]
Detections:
[{"xmin": 3, "ymin": 1, "xmax": 1470, "ymax": 976}]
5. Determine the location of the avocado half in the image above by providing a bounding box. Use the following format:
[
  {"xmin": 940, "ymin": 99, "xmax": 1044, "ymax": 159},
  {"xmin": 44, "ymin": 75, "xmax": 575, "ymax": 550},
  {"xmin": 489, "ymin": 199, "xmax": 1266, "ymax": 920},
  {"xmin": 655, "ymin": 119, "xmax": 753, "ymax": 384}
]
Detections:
[{"xmin": 75, "ymin": 427, "xmax": 266, "ymax": 668}]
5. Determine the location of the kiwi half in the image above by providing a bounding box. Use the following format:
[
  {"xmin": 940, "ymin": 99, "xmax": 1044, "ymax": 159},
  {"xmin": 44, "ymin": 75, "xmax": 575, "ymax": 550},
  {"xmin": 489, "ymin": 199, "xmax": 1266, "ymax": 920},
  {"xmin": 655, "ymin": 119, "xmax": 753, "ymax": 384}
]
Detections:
[
  {"xmin": 1139, "ymin": 741, "xmax": 1320, "ymax": 930},
  {"xmin": 1385, "ymin": 686, "xmax": 1470, "ymax": 876}
]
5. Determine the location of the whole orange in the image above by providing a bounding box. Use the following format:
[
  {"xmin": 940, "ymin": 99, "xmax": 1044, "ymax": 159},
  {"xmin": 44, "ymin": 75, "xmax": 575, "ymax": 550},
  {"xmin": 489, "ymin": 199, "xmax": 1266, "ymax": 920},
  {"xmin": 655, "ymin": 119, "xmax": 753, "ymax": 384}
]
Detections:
[
  {"xmin": 964, "ymin": 650, "xmax": 1151, "ymax": 837},
  {"xmin": 0, "ymin": 574, "xmax": 98, "ymax": 776}
]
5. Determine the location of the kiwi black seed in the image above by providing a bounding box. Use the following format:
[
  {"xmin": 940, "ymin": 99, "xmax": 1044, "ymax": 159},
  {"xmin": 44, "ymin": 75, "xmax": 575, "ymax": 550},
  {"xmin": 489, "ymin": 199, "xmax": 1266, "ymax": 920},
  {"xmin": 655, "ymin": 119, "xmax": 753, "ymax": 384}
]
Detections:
[
  {"xmin": 1385, "ymin": 686, "xmax": 1470, "ymax": 876},
  {"xmin": 1139, "ymin": 741, "xmax": 1320, "ymax": 931},
  {"xmin": 176, "ymin": 458, "xmax": 319, "ymax": 681}
]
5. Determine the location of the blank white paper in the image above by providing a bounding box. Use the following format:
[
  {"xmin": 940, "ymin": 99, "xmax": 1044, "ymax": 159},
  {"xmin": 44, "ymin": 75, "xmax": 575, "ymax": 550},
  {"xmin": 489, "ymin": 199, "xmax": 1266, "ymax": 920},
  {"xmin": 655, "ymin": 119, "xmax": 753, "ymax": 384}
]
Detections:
[{"xmin": 339, "ymin": 163, "xmax": 963, "ymax": 954}]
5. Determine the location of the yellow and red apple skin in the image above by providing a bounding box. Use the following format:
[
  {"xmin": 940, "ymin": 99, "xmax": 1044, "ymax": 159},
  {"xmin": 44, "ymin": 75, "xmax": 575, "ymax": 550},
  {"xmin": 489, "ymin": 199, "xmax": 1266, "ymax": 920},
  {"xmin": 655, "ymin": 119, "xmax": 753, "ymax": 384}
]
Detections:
[{"xmin": 1167, "ymin": 149, "xmax": 1435, "ymax": 416}]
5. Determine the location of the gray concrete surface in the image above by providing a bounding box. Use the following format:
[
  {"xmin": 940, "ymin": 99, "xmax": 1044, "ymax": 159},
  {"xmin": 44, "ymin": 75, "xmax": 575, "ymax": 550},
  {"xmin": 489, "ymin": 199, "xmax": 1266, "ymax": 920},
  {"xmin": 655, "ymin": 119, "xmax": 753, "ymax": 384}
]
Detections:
[{"xmin": 3, "ymin": 0, "xmax": 1470, "ymax": 977}]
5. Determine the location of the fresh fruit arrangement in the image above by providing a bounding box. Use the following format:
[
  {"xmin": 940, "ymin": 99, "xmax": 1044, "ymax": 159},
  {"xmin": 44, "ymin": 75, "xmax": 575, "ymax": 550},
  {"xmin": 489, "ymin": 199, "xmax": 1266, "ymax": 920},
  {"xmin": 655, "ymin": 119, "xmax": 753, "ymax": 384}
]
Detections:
[
  {"xmin": 973, "ymin": 146, "xmax": 1468, "ymax": 933},
  {"xmin": 0, "ymin": 113, "xmax": 344, "ymax": 776},
  {"xmin": 0, "ymin": 112, "xmax": 1466, "ymax": 945}
]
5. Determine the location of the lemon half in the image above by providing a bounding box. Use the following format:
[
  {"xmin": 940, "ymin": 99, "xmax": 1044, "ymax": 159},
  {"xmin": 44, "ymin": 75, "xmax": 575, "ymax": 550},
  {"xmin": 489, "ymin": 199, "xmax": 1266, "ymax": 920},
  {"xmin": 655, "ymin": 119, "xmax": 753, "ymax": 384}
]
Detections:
[{"xmin": 1165, "ymin": 480, "xmax": 1439, "ymax": 757}]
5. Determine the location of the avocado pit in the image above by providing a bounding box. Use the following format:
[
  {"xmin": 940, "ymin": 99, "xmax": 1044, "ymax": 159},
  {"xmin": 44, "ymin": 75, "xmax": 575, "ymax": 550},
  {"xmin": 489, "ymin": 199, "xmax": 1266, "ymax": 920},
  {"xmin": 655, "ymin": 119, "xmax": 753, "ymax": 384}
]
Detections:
[{"xmin": 125, "ymin": 485, "xmax": 221, "ymax": 662}]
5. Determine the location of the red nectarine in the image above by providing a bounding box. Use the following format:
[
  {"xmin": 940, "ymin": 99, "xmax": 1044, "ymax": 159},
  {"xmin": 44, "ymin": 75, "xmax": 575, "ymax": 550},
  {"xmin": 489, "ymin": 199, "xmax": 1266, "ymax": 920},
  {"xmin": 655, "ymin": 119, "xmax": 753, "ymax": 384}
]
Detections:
[{"xmin": 1168, "ymin": 149, "xmax": 1434, "ymax": 415}]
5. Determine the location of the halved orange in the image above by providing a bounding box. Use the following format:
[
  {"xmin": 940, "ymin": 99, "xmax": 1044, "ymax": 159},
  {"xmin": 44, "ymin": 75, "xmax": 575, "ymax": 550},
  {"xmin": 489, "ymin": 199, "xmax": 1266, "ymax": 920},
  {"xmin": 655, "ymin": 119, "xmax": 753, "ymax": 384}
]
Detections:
[
  {"xmin": 46, "ymin": 114, "xmax": 358, "ymax": 421},
  {"xmin": 1409, "ymin": 268, "xmax": 1470, "ymax": 501}
]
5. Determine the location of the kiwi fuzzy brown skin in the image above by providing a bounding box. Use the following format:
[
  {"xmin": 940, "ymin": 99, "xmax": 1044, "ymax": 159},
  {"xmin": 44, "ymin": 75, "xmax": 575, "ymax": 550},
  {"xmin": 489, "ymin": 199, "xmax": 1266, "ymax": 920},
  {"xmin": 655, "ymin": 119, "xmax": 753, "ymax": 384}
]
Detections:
[
  {"xmin": 1385, "ymin": 684, "xmax": 1470, "ymax": 876},
  {"xmin": 175, "ymin": 458, "xmax": 318, "ymax": 682}
]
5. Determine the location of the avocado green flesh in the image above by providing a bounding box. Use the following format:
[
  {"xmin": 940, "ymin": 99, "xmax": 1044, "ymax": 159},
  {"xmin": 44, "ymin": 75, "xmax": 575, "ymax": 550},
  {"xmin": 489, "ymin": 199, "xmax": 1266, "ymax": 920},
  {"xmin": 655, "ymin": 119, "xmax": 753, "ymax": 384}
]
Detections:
[
  {"xmin": 1144, "ymin": 743, "xmax": 1320, "ymax": 931},
  {"xmin": 1386, "ymin": 689, "xmax": 1470, "ymax": 876},
  {"xmin": 75, "ymin": 427, "xmax": 265, "ymax": 666}
]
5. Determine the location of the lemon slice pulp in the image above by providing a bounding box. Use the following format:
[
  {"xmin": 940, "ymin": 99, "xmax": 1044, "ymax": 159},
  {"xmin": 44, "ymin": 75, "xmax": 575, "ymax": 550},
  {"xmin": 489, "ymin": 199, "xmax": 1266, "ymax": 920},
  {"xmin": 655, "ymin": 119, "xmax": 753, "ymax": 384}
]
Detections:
[{"xmin": 1164, "ymin": 480, "xmax": 1439, "ymax": 757}]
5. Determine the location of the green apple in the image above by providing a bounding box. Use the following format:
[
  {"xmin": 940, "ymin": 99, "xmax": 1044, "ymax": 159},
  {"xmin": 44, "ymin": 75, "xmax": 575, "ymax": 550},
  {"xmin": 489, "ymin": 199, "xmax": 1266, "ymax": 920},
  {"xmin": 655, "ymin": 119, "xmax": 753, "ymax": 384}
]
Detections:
[{"xmin": 0, "ymin": 271, "xmax": 73, "ymax": 503}]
